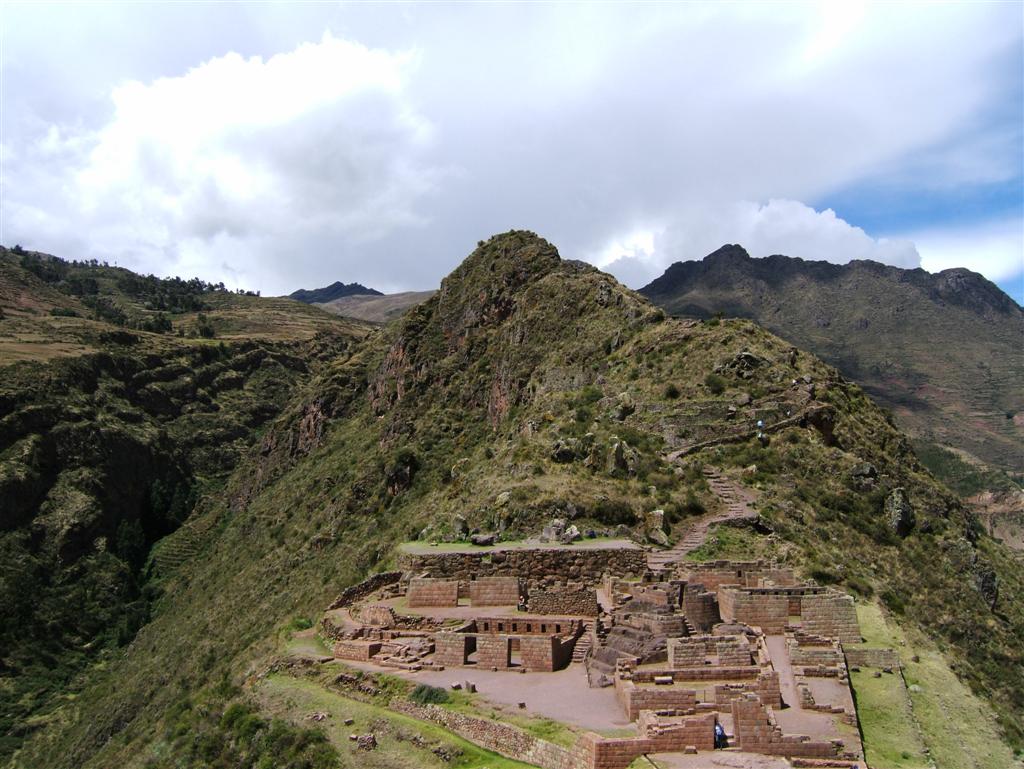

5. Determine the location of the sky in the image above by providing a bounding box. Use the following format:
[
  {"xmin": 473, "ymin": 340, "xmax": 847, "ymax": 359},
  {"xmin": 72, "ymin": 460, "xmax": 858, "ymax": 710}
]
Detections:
[{"xmin": 1, "ymin": 2, "xmax": 1022, "ymax": 302}]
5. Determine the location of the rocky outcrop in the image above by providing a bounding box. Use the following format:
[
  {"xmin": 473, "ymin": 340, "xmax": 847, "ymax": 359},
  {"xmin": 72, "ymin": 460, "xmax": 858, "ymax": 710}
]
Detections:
[{"xmin": 884, "ymin": 488, "xmax": 916, "ymax": 537}]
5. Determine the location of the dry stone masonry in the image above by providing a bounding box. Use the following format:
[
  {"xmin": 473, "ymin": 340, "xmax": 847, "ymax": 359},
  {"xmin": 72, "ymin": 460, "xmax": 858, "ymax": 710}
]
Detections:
[{"xmin": 323, "ymin": 548, "xmax": 868, "ymax": 769}]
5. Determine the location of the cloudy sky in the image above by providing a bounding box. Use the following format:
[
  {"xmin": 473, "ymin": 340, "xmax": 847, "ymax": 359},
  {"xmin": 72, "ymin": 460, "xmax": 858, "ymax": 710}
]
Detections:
[{"xmin": 1, "ymin": 2, "xmax": 1021, "ymax": 301}]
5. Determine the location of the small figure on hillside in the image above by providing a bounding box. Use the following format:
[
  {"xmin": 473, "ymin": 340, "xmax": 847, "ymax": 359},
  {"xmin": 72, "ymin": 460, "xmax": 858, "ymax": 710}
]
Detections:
[
  {"xmin": 714, "ymin": 722, "xmax": 728, "ymax": 749},
  {"xmin": 517, "ymin": 594, "xmax": 527, "ymax": 612}
]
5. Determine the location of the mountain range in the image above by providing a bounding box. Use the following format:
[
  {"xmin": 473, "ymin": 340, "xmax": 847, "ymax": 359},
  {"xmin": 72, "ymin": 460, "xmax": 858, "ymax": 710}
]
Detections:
[{"xmin": 641, "ymin": 245, "xmax": 1024, "ymax": 483}]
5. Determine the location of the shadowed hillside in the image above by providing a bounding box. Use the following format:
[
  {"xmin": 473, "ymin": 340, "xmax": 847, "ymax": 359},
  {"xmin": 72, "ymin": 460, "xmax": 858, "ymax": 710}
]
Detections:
[{"xmin": 0, "ymin": 248, "xmax": 371, "ymax": 758}]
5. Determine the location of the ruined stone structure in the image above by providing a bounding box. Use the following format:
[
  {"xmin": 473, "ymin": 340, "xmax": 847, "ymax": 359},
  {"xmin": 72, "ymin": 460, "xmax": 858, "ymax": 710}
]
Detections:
[
  {"xmin": 718, "ymin": 585, "xmax": 860, "ymax": 643},
  {"xmin": 468, "ymin": 576, "xmax": 522, "ymax": 606},
  {"xmin": 529, "ymin": 586, "xmax": 599, "ymax": 616},
  {"xmin": 326, "ymin": 552, "xmax": 867, "ymax": 769},
  {"xmin": 407, "ymin": 577, "xmax": 460, "ymax": 607},
  {"xmin": 399, "ymin": 545, "xmax": 647, "ymax": 586},
  {"xmin": 667, "ymin": 634, "xmax": 753, "ymax": 668},
  {"xmin": 434, "ymin": 615, "xmax": 583, "ymax": 672}
]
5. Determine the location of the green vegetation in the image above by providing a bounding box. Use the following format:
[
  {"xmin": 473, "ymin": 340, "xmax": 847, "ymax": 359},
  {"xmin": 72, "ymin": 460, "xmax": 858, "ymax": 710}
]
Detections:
[
  {"xmin": 913, "ymin": 440, "xmax": 1021, "ymax": 497},
  {"xmin": 258, "ymin": 675, "xmax": 537, "ymax": 769},
  {"xmin": 4, "ymin": 232, "xmax": 1022, "ymax": 767},
  {"xmin": 409, "ymin": 684, "xmax": 449, "ymax": 705},
  {"xmin": 684, "ymin": 524, "xmax": 781, "ymax": 562},
  {"xmin": 851, "ymin": 603, "xmax": 1018, "ymax": 769},
  {"xmin": 641, "ymin": 246, "xmax": 1024, "ymax": 478},
  {"xmin": 849, "ymin": 669, "xmax": 929, "ymax": 769},
  {"xmin": 145, "ymin": 684, "xmax": 338, "ymax": 769}
]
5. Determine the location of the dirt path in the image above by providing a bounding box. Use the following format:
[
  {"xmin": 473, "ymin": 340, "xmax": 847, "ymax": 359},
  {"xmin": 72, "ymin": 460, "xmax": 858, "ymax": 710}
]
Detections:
[{"xmin": 647, "ymin": 466, "xmax": 759, "ymax": 571}]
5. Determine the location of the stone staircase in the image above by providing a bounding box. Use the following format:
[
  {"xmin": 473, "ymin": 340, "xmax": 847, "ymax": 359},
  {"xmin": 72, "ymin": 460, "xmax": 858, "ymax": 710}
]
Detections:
[
  {"xmin": 646, "ymin": 466, "xmax": 759, "ymax": 572},
  {"xmin": 572, "ymin": 619, "xmax": 596, "ymax": 664}
]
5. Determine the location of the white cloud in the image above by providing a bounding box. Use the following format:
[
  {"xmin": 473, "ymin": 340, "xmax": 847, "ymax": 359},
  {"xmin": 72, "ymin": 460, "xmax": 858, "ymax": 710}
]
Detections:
[
  {"xmin": 596, "ymin": 200, "xmax": 920, "ymax": 288},
  {"xmin": 913, "ymin": 218, "xmax": 1024, "ymax": 282},
  {"xmin": 4, "ymin": 32, "xmax": 438, "ymax": 291},
  {"xmin": 1, "ymin": 4, "xmax": 1020, "ymax": 293}
]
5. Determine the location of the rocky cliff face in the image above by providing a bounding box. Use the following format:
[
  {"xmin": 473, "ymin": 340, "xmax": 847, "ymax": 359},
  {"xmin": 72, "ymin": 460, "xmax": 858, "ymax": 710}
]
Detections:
[{"xmin": 641, "ymin": 246, "xmax": 1024, "ymax": 478}]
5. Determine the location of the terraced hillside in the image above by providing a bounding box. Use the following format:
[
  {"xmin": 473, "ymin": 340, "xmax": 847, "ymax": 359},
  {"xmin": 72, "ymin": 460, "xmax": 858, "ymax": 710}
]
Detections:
[{"xmin": 10, "ymin": 232, "xmax": 1021, "ymax": 769}]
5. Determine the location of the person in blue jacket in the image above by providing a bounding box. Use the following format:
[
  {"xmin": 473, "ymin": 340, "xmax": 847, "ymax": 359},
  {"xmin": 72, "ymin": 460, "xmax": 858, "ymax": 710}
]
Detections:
[{"xmin": 714, "ymin": 722, "xmax": 728, "ymax": 749}]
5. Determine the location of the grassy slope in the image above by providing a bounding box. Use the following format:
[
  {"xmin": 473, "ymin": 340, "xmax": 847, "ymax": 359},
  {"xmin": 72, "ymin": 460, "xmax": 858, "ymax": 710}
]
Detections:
[
  {"xmin": 641, "ymin": 251, "xmax": 1024, "ymax": 479},
  {"xmin": 10, "ymin": 232, "xmax": 1023, "ymax": 767},
  {"xmin": 851, "ymin": 603, "xmax": 1016, "ymax": 769},
  {"xmin": 0, "ymin": 254, "xmax": 372, "ymax": 759}
]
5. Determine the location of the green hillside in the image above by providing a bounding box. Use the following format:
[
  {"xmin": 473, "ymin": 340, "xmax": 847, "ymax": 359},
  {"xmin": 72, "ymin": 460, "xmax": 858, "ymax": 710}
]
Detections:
[
  {"xmin": 0, "ymin": 250, "xmax": 371, "ymax": 759},
  {"xmin": 640, "ymin": 246, "xmax": 1024, "ymax": 484},
  {"xmin": 5, "ymin": 233, "xmax": 1022, "ymax": 767}
]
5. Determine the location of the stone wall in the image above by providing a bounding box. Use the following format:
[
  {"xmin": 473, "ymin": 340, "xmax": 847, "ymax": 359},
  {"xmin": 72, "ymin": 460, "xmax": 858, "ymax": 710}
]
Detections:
[
  {"xmin": 328, "ymin": 571, "xmax": 403, "ymax": 609},
  {"xmin": 577, "ymin": 713, "xmax": 715, "ymax": 769},
  {"xmin": 332, "ymin": 640, "xmax": 381, "ymax": 661},
  {"xmin": 391, "ymin": 699, "xmax": 581, "ymax": 769},
  {"xmin": 469, "ymin": 576, "xmax": 521, "ymax": 606},
  {"xmin": 731, "ymin": 694, "xmax": 842, "ymax": 758},
  {"xmin": 666, "ymin": 634, "xmax": 751, "ymax": 667},
  {"xmin": 477, "ymin": 634, "xmax": 512, "ymax": 669},
  {"xmin": 845, "ymin": 647, "xmax": 900, "ymax": 669},
  {"xmin": 359, "ymin": 604, "xmax": 397, "ymax": 628},
  {"xmin": 477, "ymin": 616, "xmax": 582, "ymax": 636},
  {"xmin": 616, "ymin": 679, "xmax": 698, "ymax": 721},
  {"xmin": 683, "ymin": 583, "xmax": 719, "ymax": 631},
  {"xmin": 530, "ymin": 587, "xmax": 600, "ymax": 616},
  {"xmin": 719, "ymin": 588, "xmax": 788, "ymax": 633},
  {"xmin": 677, "ymin": 561, "xmax": 797, "ymax": 592},
  {"xmin": 408, "ymin": 577, "xmax": 459, "ymax": 607},
  {"xmin": 399, "ymin": 546, "xmax": 647, "ymax": 586},
  {"xmin": 620, "ymin": 611, "xmax": 686, "ymax": 637},
  {"xmin": 800, "ymin": 593, "xmax": 861, "ymax": 644},
  {"xmin": 434, "ymin": 632, "xmax": 473, "ymax": 666}
]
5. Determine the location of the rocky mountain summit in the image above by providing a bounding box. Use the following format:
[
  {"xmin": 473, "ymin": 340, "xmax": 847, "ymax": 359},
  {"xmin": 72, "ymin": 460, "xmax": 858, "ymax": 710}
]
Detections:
[
  {"xmin": 288, "ymin": 281, "xmax": 382, "ymax": 304},
  {"xmin": 641, "ymin": 245, "xmax": 1024, "ymax": 482}
]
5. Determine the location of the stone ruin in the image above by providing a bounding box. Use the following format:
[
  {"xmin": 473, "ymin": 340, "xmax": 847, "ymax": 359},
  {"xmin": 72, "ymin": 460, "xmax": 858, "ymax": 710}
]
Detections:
[{"xmin": 322, "ymin": 546, "xmax": 869, "ymax": 769}]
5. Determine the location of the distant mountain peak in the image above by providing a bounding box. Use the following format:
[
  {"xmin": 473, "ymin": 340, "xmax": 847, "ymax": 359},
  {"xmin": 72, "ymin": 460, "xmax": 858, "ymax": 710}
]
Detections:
[{"xmin": 289, "ymin": 281, "xmax": 382, "ymax": 304}]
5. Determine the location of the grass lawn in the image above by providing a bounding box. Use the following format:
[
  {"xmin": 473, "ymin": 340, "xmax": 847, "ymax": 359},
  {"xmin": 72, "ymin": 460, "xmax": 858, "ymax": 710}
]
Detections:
[
  {"xmin": 256, "ymin": 674, "xmax": 541, "ymax": 769},
  {"xmin": 850, "ymin": 603, "xmax": 1018, "ymax": 769}
]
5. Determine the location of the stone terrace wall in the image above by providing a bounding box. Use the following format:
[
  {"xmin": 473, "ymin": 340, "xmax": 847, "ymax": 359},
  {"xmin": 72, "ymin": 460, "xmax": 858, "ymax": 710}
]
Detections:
[
  {"xmin": 845, "ymin": 647, "xmax": 900, "ymax": 669},
  {"xmin": 469, "ymin": 576, "xmax": 521, "ymax": 606},
  {"xmin": 391, "ymin": 699, "xmax": 582, "ymax": 769},
  {"xmin": 800, "ymin": 593, "xmax": 861, "ymax": 644},
  {"xmin": 399, "ymin": 546, "xmax": 647, "ymax": 585},
  {"xmin": 328, "ymin": 571, "xmax": 403, "ymax": 609},
  {"xmin": 530, "ymin": 587, "xmax": 600, "ymax": 616}
]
